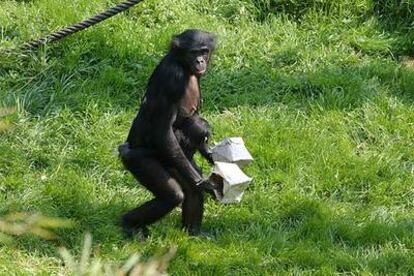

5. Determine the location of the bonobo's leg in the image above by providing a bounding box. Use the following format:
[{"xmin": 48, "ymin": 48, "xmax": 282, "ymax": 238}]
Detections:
[
  {"xmin": 182, "ymin": 184, "xmax": 204, "ymax": 235},
  {"xmin": 169, "ymin": 169, "xmax": 204, "ymax": 235},
  {"xmin": 120, "ymin": 152, "xmax": 184, "ymax": 235}
]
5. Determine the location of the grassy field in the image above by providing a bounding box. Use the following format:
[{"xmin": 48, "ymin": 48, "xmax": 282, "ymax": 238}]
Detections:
[{"xmin": 1, "ymin": 0, "xmax": 414, "ymax": 274}]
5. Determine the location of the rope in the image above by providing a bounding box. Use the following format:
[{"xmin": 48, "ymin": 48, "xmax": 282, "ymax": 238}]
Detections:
[{"xmin": 24, "ymin": 0, "xmax": 144, "ymax": 49}]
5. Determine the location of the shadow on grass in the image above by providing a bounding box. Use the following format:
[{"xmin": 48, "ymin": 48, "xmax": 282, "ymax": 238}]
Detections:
[
  {"xmin": 360, "ymin": 1, "xmax": 414, "ymax": 57},
  {"xmin": 11, "ymin": 190, "xmax": 137, "ymax": 255},
  {"xmin": 9, "ymin": 181, "xmax": 414, "ymax": 274},
  {"xmin": 3, "ymin": 36, "xmax": 414, "ymax": 116}
]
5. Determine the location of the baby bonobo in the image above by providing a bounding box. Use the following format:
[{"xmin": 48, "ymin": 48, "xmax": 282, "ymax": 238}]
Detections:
[
  {"xmin": 174, "ymin": 115, "xmax": 214, "ymax": 168},
  {"xmin": 118, "ymin": 29, "xmax": 219, "ymax": 237}
]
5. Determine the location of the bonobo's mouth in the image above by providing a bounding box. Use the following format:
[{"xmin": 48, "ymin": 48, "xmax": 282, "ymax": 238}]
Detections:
[
  {"xmin": 194, "ymin": 64, "xmax": 207, "ymax": 76},
  {"xmin": 195, "ymin": 69, "xmax": 206, "ymax": 75}
]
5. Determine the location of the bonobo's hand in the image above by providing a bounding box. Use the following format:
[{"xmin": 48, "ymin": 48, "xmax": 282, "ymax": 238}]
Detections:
[
  {"xmin": 206, "ymin": 152, "xmax": 214, "ymax": 165},
  {"xmin": 196, "ymin": 179, "xmax": 214, "ymax": 190},
  {"xmin": 196, "ymin": 179, "xmax": 223, "ymax": 200},
  {"xmin": 199, "ymin": 146, "xmax": 214, "ymax": 165}
]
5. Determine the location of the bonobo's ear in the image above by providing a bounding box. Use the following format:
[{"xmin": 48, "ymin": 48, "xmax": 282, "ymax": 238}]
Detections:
[{"xmin": 171, "ymin": 35, "xmax": 181, "ymax": 50}]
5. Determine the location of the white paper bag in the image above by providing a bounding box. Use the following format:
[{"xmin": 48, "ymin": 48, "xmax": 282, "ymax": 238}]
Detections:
[
  {"xmin": 209, "ymin": 161, "xmax": 252, "ymax": 204},
  {"xmin": 211, "ymin": 137, "xmax": 253, "ymax": 167}
]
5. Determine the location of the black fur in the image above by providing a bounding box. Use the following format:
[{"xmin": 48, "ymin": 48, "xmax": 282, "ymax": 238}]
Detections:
[
  {"xmin": 174, "ymin": 115, "xmax": 214, "ymax": 166},
  {"xmin": 119, "ymin": 29, "xmax": 217, "ymax": 236}
]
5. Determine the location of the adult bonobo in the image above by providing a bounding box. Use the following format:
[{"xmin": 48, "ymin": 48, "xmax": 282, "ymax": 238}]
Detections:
[{"xmin": 119, "ymin": 29, "xmax": 218, "ymax": 237}]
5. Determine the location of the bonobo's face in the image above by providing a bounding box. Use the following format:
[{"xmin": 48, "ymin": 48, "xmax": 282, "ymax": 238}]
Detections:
[
  {"xmin": 171, "ymin": 29, "xmax": 217, "ymax": 77},
  {"xmin": 186, "ymin": 46, "xmax": 210, "ymax": 76}
]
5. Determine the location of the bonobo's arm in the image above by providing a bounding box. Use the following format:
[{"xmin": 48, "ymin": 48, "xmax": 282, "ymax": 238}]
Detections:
[
  {"xmin": 155, "ymin": 109, "xmax": 203, "ymax": 186},
  {"xmin": 198, "ymin": 143, "xmax": 214, "ymax": 165},
  {"xmin": 158, "ymin": 117, "xmax": 203, "ymax": 184}
]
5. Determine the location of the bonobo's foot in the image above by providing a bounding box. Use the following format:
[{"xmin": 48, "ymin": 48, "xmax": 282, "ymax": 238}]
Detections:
[
  {"xmin": 122, "ymin": 225, "xmax": 150, "ymax": 240},
  {"xmin": 120, "ymin": 219, "xmax": 149, "ymax": 240},
  {"xmin": 187, "ymin": 228, "xmax": 214, "ymax": 239},
  {"xmin": 187, "ymin": 227, "xmax": 201, "ymax": 236},
  {"xmin": 184, "ymin": 225, "xmax": 214, "ymax": 238}
]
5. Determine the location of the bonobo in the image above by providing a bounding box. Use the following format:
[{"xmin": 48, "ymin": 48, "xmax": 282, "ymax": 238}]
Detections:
[
  {"xmin": 119, "ymin": 29, "xmax": 218, "ymax": 236},
  {"xmin": 173, "ymin": 114, "xmax": 214, "ymax": 168},
  {"xmin": 119, "ymin": 114, "xmax": 216, "ymax": 213}
]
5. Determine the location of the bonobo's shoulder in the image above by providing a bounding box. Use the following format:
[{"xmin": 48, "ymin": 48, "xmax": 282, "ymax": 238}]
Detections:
[
  {"xmin": 157, "ymin": 55, "xmax": 185, "ymax": 76},
  {"xmin": 147, "ymin": 54, "xmax": 187, "ymax": 96},
  {"xmin": 148, "ymin": 57, "xmax": 183, "ymax": 86}
]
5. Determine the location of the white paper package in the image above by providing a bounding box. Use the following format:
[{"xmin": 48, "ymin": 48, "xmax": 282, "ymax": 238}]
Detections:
[
  {"xmin": 211, "ymin": 137, "xmax": 253, "ymax": 167},
  {"xmin": 209, "ymin": 162, "xmax": 252, "ymax": 204}
]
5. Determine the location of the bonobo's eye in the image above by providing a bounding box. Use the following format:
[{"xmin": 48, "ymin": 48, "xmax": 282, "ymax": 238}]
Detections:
[{"xmin": 200, "ymin": 48, "xmax": 210, "ymax": 60}]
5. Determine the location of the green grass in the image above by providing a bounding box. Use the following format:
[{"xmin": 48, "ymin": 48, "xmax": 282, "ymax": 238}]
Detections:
[{"xmin": 1, "ymin": 0, "xmax": 414, "ymax": 274}]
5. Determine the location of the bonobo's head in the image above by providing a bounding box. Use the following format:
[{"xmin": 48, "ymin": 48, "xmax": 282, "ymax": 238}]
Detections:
[{"xmin": 171, "ymin": 29, "xmax": 217, "ymax": 76}]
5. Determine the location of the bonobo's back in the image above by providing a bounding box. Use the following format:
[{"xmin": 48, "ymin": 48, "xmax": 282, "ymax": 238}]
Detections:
[{"xmin": 126, "ymin": 53, "xmax": 187, "ymax": 148}]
